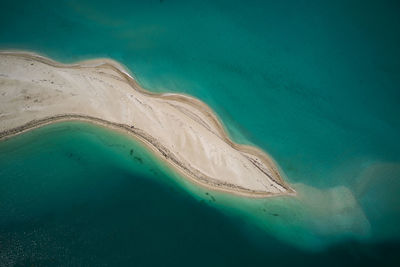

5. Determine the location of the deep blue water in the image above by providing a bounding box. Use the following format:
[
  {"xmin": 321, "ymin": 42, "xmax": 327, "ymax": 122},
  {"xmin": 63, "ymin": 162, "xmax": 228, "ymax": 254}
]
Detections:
[{"xmin": 1, "ymin": 0, "xmax": 400, "ymax": 266}]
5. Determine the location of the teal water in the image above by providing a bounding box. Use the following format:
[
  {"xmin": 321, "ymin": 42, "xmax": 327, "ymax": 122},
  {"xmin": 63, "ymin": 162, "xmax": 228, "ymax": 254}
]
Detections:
[
  {"xmin": 0, "ymin": 122, "xmax": 398, "ymax": 266},
  {"xmin": 1, "ymin": 0, "xmax": 400, "ymax": 265}
]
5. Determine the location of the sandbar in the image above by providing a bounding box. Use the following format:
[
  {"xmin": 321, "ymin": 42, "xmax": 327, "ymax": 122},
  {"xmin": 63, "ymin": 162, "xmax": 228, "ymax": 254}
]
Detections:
[{"xmin": 0, "ymin": 51, "xmax": 295, "ymax": 198}]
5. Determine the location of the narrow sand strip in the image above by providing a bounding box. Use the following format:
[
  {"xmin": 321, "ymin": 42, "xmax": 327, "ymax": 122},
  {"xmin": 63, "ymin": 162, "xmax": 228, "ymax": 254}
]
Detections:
[{"xmin": 0, "ymin": 51, "xmax": 295, "ymax": 198}]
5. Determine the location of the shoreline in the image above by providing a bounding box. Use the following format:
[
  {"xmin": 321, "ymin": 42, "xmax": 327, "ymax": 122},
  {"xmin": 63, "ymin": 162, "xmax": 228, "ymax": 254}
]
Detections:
[
  {"xmin": 0, "ymin": 51, "xmax": 295, "ymax": 198},
  {"xmin": 0, "ymin": 114, "xmax": 294, "ymax": 198}
]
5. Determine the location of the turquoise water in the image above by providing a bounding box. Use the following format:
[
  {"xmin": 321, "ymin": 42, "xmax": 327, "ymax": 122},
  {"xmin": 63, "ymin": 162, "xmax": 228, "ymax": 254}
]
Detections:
[
  {"xmin": 0, "ymin": 122, "xmax": 398, "ymax": 266},
  {"xmin": 1, "ymin": 0, "xmax": 400, "ymax": 265}
]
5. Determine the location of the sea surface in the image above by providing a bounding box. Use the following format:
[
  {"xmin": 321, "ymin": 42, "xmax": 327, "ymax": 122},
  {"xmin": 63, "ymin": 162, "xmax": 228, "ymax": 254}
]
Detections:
[{"xmin": 1, "ymin": 0, "xmax": 400, "ymax": 266}]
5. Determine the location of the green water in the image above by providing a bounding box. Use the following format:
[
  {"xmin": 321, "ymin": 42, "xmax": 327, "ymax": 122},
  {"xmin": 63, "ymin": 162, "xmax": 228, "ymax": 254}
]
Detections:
[
  {"xmin": 1, "ymin": 0, "xmax": 400, "ymax": 265},
  {"xmin": 0, "ymin": 122, "xmax": 398, "ymax": 266}
]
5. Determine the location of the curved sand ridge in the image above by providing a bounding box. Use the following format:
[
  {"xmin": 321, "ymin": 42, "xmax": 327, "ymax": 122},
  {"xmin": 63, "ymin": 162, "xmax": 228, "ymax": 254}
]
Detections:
[{"xmin": 0, "ymin": 51, "xmax": 295, "ymax": 197}]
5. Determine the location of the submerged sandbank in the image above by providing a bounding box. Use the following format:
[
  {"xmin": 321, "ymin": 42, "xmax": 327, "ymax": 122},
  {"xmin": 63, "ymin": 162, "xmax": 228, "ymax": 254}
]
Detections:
[{"xmin": 0, "ymin": 51, "xmax": 294, "ymax": 198}]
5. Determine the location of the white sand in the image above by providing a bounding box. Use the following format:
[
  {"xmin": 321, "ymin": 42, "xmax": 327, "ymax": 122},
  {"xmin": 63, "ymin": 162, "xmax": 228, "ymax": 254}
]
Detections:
[{"xmin": 0, "ymin": 51, "xmax": 295, "ymax": 197}]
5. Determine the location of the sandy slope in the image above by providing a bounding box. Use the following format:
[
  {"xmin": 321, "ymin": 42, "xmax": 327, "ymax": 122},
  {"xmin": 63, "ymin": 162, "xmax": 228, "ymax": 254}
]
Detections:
[{"xmin": 0, "ymin": 52, "xmax": 294, "ymax": 197}]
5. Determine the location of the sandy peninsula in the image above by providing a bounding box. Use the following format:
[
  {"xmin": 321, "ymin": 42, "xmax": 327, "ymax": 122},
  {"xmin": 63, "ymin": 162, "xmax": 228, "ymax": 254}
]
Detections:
[{"xmin": 0, "ymin": 51, "xmax": 295, "ymax": 197}]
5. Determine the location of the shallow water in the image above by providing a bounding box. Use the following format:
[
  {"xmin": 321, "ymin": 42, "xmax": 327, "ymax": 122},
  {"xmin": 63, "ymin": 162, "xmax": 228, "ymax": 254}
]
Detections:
[
  {"xmin": 0, "ymin": 122, "xmax": 398, "ymax": 266},
  {"xmin": 1, "ymin": 0, "xmax": 400, "ymax": 265}
]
